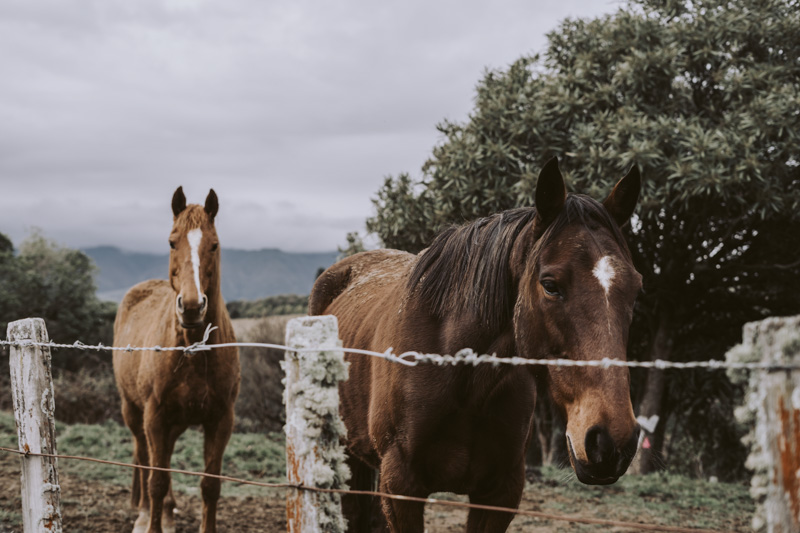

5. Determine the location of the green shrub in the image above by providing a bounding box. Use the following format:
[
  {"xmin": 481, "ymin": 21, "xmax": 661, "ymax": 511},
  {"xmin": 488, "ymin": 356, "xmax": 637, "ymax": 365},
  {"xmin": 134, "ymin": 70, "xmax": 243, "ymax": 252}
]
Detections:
[{"xmin": 227, "ymin": 294, "xmax": 308, "ymax": 318}]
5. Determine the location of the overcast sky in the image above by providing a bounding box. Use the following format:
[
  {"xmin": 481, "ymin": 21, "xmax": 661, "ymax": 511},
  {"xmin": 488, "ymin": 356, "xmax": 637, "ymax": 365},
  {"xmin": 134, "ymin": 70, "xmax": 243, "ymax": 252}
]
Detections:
[{"xmin": 0, "ymin": 0, "xmax": 619, "ymax": 253}]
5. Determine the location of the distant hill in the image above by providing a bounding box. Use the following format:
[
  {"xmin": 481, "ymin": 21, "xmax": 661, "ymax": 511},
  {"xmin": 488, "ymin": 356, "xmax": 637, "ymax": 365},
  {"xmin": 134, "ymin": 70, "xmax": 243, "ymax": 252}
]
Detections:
[{"xmin": 83, "ymin": 246, "xmax": 338, "ymax": 302}]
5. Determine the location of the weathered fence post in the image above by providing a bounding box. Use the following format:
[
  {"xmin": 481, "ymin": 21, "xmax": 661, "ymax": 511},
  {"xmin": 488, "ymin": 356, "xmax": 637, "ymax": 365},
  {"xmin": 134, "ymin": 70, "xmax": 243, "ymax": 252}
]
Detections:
[
  {"xmin": 7, "ymin": 318, "xmax": 62, "ymax": 533},
  {"xmin": 727, "ymin": 315, "xmax": 800, "ymax": 533},
  {"xmin": 283, "ymin": 315, "xmax": 350, "ymax": 533}
]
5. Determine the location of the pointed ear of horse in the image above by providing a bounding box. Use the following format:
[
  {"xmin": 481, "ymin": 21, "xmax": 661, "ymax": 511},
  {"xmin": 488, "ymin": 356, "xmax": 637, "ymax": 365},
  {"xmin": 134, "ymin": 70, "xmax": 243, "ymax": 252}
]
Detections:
[
  {"xmin": 603, "ymin": 165, "xmax": 641, "ymax": 227},
  {"xmin": 205, "ymin": 189, "xmax": 219, "ymax": 222},
  {"xmin": 535, "ymin": 157, "xmax": 566, "ymax": 227},
  {"xmin": 172, "ymin": 186, "xmax": 187, "ymax": 218}
]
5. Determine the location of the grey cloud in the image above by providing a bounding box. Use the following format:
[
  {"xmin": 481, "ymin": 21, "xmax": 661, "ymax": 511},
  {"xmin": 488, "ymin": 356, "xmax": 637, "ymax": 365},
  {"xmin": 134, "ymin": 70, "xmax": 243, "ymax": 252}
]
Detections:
[{"xmin": 0, "ymin": 0, "xmax": 614, "ymax": 253}]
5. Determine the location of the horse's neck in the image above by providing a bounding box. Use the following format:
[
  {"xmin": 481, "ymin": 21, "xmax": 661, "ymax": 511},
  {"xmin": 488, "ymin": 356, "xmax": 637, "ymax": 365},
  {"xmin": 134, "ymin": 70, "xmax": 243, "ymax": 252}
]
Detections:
[{"xmin": 433, "ymin": 305, "xmax": 517, "ymax": 358}]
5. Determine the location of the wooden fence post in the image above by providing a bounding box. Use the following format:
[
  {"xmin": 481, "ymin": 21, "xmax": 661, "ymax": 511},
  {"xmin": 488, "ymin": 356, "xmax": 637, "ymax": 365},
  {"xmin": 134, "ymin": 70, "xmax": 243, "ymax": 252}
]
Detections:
[
  {"xmin": 7, "ymin": 318, "xmax": 62, "ymax": 533},
  {"xmin": 283, "ymin": 315, "xmax": 350, "ymax": 533},
  {"xmin": 727, "ymin": 315, "xmax": 800, "ymax": 533}
]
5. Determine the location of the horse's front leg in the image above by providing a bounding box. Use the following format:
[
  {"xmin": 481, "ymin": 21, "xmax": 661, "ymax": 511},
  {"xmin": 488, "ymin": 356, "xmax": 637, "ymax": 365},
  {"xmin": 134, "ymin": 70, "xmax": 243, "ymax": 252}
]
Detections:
[
  {"xmin": 132, "ymin": 433, "xmax": 152, "ymax": 533},
  {"xmin": 342, "ymin": 452, "xmax": 385, "ymax": 533},
  {"xmin": 379, "ymin": 447, "xmax": 425, "ymax": 533},
  {"xmin": 200, "ymin": 407, "xmax": 234, "ymax": 533},
  {"xmin": 144, "ymin": 409, "xmax": 182, "ymax": 533},
  {"xmin": 121, "ymin": 399, "xmax": 151, "ymax": 533},
  {"xmin": 465, "ymin": 458, "xmax": 525, "ymax": 533}
]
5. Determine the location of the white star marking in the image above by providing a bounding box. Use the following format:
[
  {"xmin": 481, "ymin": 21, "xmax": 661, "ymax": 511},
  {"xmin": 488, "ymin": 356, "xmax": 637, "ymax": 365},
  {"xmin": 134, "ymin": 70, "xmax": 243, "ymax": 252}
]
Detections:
[{"xmin": 593, "ymin": 256, "xmax": 615, "ymax": 296}]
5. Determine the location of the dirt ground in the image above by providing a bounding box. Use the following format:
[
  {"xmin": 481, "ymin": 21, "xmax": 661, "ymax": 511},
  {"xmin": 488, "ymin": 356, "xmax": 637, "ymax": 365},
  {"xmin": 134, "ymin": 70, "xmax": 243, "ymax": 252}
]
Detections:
[
  {"xmin": 0, "ymin": 449, "xmax": 750, "ymax": 533},
  {"xmin": 0, "ymin": 455, "xmax": 600, "ymax": 533}
]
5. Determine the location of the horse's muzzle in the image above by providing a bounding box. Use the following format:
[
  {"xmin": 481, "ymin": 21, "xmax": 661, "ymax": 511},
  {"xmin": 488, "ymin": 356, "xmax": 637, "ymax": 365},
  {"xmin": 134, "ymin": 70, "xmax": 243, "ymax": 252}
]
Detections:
[
  {"xmin": 176, "ymin": 293, "xmax": 208, "ymax": 329},
  {"xmin": 569, "ymin": 425, "xmax": 640, "ymax": 485}
]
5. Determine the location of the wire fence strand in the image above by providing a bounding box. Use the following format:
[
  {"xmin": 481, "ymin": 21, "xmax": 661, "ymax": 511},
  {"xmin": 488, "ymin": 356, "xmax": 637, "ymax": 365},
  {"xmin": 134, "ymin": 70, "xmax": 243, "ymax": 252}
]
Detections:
[
  {"xmin": 0, "ymin": 336, "xmax": 790, "ymax": 371},
  {"xmin": 0, "ymin": 445, "xmax": 725, "ymax": 533}
]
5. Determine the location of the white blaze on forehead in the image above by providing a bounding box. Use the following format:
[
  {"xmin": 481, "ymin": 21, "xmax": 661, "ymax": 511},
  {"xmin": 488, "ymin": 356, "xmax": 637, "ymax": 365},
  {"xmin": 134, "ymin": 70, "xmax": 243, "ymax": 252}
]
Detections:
[
  {"xmin": 187, "ymin": 228, "xmax": 203, "ymax": 298},
  {"xmin": 592, "ymin": 256, "xmax": 615, "ymax": 296}
]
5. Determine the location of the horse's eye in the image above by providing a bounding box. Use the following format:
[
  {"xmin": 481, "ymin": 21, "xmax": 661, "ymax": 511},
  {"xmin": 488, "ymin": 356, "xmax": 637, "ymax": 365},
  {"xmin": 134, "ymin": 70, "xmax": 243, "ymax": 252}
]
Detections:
[
  {"xmin": 210, "ymin": 243, "xmax": 219, "ymax": 252},
  {"xmin": 541, "ymin": 279, "xmax": 560, "ymax": 297},
  {"xmin": 169, "ymin": 240, "xmax": 176, "ymax": 250}
]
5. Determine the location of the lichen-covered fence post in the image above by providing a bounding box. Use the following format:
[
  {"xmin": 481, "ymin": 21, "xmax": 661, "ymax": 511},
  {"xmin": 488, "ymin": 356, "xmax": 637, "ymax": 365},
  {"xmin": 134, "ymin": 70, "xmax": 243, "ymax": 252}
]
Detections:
[
  {"xmin": 727, "ymin": 315, "xmax": 800, "ymax": 532},
  {"xmin": 7, "ymin": 318, "xmax": 62, "ymax": 533},
  {"xmin": 283, "ymin": 315, "xmax": 350, "ymax": 533}
]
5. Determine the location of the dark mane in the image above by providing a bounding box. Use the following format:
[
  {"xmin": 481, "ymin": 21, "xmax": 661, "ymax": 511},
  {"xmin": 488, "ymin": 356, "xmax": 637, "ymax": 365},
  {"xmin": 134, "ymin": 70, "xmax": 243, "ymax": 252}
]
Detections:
[{"xmin": 408, "ymin": 194, "xmax": 629, "ymax": 332}]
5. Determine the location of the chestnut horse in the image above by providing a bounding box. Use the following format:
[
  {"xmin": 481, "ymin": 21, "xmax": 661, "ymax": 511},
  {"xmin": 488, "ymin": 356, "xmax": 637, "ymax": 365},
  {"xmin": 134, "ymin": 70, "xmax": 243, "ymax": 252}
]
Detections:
[
  {"xmin": 113, "ymin": 188, "xmax": 240, "ymax": 533},
  {"xmin": 310, "ymin": 158, "xmax": 642, "ymax": 532}
]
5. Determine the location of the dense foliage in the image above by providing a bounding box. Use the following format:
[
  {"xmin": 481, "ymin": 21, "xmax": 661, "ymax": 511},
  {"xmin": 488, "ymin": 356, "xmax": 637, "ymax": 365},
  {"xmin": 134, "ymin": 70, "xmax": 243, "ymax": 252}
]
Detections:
[
  {"xmin": 0, "ymin": 231, "xmax": 118, "ymax": 420},
  {"xmin": 0, "ymin": 231, "xmax": 116, "ymax": 350},
  {"xmin": 366, "ymin": 0, "xmax": 800, "ymax": 478}
]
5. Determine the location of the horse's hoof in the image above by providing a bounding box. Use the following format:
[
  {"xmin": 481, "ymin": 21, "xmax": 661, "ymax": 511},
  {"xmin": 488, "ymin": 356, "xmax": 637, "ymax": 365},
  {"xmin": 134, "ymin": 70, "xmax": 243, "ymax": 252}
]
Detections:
[
  {"xmin": 133, "ymin": 510, "xmax": 149, "ymax": 533},
  {"xmin": 161, "ymin": 509, "xmax": 177, "ymax": 533},
  {"xmin": 162, "ymin": 518, "xmax": 176, "ymax": 533},
  {"xmin": 133, "ymin": 509, "xmax": 175, "ymax": 533}
]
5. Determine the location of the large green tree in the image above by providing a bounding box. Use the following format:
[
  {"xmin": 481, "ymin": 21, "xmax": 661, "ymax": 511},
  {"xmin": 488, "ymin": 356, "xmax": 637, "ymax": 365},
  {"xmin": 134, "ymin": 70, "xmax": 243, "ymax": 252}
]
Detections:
[
  {"xmin": 0, "ymin": 231, "xmax": 116, "ymax": 357},
  {"xmin": 0, "ymin": 231, "xmax": 119, "ymax": 421},
  {"xmin": 367, "ymin": 0, "xmax": 800, "ymax": 476}
]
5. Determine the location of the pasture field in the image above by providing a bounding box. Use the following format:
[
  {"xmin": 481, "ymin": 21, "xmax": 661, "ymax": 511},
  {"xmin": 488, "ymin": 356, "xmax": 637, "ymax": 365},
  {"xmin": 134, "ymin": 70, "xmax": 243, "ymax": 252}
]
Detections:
[{"xmin": 0, "ymin": 409, "xmax": 753, "ymax": 532}]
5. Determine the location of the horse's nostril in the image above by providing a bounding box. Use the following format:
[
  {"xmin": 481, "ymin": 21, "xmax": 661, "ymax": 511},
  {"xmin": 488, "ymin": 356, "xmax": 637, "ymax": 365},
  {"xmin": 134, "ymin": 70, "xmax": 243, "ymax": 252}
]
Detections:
[
  {"xmin": 630, "ymin": 427, "xmax": 641, "ymax": 451},
  {"xmin": 585, "ymin": 425, "xmax": 615, "ymax": 465},
  {"xmin": 176, "ymin": 295, "xmax": 184, "ymax": 313},
  {"xmin": 200, "ymin": 294, "xmax": 208, "ymax": 311},
  {"xmin": 622, "ymin": 427, "xmax": 640, "ymax": 457}
]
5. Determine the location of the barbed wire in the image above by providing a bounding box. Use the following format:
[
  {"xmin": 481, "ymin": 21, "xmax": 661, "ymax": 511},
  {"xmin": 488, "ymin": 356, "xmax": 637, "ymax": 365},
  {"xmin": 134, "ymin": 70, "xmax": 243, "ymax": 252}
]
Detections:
[
  {"xmin": 0, "ymin": 319, "xmax": 759, "ymax": 531},
  {"xmin": 0, "ymin": 322, "xmax": 787, "ymax": 371},
  {"xmin": 0, "ymin": 445, "xmax": 725, "ymax": 533}
]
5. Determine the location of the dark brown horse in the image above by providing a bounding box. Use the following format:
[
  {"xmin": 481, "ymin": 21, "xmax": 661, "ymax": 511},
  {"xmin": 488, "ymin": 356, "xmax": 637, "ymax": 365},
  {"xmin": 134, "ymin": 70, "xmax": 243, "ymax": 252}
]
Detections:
[
  {"xmin": 310, "ymin": 158, "xmax": 642, "ymax": 532},
  {"xmin": 113, "ymin": 188, "xmax": 240, "ymax": 533}
]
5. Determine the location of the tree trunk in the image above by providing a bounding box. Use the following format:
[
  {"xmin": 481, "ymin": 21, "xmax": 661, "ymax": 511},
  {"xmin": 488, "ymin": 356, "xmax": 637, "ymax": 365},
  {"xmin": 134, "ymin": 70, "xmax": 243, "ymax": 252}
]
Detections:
[{"xmin": 630, "ymin": 307, "xmax": 674, "ymax": 475}]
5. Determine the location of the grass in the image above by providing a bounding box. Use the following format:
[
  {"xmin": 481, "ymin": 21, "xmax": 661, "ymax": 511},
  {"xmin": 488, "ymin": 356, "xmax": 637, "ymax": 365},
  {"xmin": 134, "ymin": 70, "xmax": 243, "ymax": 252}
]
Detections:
[
  {"xmin": 0, "ymin": 412, "xmax": 15, "ymax": 448},
  {"xmin": 0, "ymin": 409, "xmax": 286, "ymax": 499},
  {"xmin": 426, "ymin": 465, "xmax": 754, "ymax": 531},
  {"xmin": 1, "ymin": 410, "xmax": 755, "ymax": 531},
  {"xmin": 526, "ymin": 465, "xmax": 754, "ymax": 531},
  {"xmin": 0, "ymin": 507, "xmax": 22, "ymax": 531},
  {"xmin": 0, "ymin": 411, "xmax": 22, "ymax": 531}
]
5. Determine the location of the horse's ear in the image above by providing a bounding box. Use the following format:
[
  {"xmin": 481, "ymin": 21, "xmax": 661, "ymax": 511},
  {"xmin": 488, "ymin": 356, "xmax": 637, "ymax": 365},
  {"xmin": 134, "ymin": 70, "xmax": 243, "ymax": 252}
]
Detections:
[
  {"xmin": 205, "ymin": 189, "xmax": 219, "ymax": 222},
  {"xmin": 535, "ymin": 157, "xmax": 566, "ymax": 227},
  {"xmin": 603, "ymin": 165, "xmax": 641, "ymax": 227},
  {"xmin": 172, "ymin": 186, "xmax": 186, "ymax": 218}
]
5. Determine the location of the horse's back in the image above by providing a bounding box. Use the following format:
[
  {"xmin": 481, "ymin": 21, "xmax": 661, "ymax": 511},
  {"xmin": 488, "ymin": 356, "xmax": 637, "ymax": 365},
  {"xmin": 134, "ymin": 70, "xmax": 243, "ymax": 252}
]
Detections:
[
  {"xmin": 114, "ymin": 279, "xmax": 174, "ymax": 346},
  {"xmin": 310, "ymin": 249, "xmax": 416, "ymax": 347},
  {"xmin": 113, "ymin": 280, "xmax": 176, "ymax": 401},
  {"xmin": 311, "ymin": 250, "xmax": 430, "ymax": 463}
]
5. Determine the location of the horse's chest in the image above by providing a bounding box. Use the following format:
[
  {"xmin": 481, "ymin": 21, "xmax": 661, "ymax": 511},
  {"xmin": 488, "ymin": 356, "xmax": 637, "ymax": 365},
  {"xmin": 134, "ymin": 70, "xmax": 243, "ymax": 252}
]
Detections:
[
  {"xmin": 171, "ymin": 381, "xmax": 213, "ymax": 418},
  {"xmin": 153, "ymin": 368, "xmax": 224, "ymax": 422},
  {"xmin": 420, "ymin": 408, "xmax": 532, "ymax": 489},
  {"xmin": 397, "ymin": 369, "xmax": 536, "ymax": 492}
]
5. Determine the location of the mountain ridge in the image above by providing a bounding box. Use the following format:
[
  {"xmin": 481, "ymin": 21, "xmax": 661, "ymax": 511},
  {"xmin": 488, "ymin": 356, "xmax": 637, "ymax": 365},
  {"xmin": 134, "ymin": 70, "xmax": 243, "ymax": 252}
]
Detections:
[{"xmin": 83, "ymin": 246, "xmax": 339, "ymax": 303}]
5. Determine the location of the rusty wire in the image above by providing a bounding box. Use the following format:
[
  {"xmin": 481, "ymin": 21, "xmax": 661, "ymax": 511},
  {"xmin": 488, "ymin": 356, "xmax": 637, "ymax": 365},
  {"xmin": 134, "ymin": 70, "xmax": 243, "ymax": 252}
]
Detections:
[{"xmin": 0, "ymin": 445, "xmax": 727, "ymax": 533}]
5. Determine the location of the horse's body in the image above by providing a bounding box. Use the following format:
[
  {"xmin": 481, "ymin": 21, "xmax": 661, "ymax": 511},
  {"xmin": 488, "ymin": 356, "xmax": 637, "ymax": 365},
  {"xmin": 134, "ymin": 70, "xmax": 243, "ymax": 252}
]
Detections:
[
  {"xmin": 113, "ymin": 188, "xmax": 240, "ymax": 533},
  {"xmin": 310, "ymin": 158, "xmax": 643, "ymax": 532}
]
